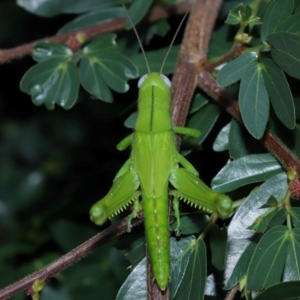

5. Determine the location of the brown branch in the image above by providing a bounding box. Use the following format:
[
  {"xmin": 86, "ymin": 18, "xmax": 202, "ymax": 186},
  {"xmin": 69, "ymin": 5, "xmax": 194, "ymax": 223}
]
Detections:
[
  {"xmin": 205, "ymin": 43, "xmax": 244, "ymax": 72},
  {"xmin": 0, "ymin": 0, "xmax": 193, "ymax": 65},
  {"xmin": 225, "ymin": 285, "xmax": 239, "ymax": 300},
  {"xmin": 0, "ymin": 213, "xmax": 143, "ymax": 300},
  {"xmin": 171, "ymin": 0, "xmax": 223, "ymax": 129}
]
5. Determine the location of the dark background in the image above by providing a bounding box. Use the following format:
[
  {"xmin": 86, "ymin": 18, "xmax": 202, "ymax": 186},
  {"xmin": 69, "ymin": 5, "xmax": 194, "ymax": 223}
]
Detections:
[{"xmin": 0, "ymin": 2, "xmax": 226, "ymax": 299}]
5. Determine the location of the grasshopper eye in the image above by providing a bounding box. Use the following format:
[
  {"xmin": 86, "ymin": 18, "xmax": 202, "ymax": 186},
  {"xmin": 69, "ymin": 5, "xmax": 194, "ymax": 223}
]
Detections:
[
  {"xmin": 138, "ymin": 74, "xmax": 148, "ymax": 88},
  {"xmin": 159, "ymin": 74, "xmax": 171, "ymax": 88}
]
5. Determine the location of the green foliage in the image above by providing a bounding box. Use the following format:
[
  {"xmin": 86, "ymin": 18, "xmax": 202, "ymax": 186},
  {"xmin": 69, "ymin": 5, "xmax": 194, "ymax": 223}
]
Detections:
[
  {"xmin": 21, "ymin": 35, "xmax": 138, "ymax": 107},
  {"xmin": 58, "ymin": 7, "xmax": 125, "ymax": 33},
  {"xmin": 17, "ymin": 0, "xmax": 122, "ymax": 17},
  {"xmin": 124, "ymin": 0, "xmax": 153, "ymax": 29},
  {"xmin": 217, "ymin": 0, "xmax": 300, "ymax": 138},
  {"xmin": 2, "ymin": 0, "xmax": 300, "ymax": 299},
  {"xmin": 211, "ymin": 153, "xmax": 283, "ymax": 192}
]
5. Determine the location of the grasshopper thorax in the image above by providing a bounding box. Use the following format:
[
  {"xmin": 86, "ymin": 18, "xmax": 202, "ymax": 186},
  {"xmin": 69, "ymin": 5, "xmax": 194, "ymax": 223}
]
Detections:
[{"xmin": 135, "ymin": 72, "xmax": 173, "ymax": 133}]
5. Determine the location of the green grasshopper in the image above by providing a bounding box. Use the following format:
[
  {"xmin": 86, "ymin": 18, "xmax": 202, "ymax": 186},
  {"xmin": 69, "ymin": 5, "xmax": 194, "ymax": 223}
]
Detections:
[{"xmin": 90, "ymin": 11, "xmax": 233, "ymax": 291}]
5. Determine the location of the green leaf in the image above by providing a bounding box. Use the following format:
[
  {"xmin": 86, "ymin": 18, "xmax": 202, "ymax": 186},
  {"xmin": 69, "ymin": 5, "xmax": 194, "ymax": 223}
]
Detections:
[
  {"xmin": 239, "ymin": 62, "xmax": 269, "ymax": 139},
  {"xmin": 228, "ymin": 119, "xmax": 257, "ymax": 159},
  {"xmin": 225, "ymin": 3, "xmax": 244, "ymax": 25},
  {"xmin": 261, "ymin": 58, "xmax": 295, "ymax": 129},
  {"xmin": 247, "ymin": 225, "xmax": 290, "ymax": 290},
  {"xmin": 79, "ymin": 37, "xmax": 138, "ymax": 102},
  {"xmin": 225, "ymin": 12, "xmax": 241, "ymax": 25},
  {"xmin": 82, "ymin": 34, "xmax": 117, "ymax": 54},
  {"xmin": 124, "ymin": 111, "xmax": 137, "ymax": 129},
  {"xmin": 219, "ymin": 0, "xmax": 253, "ymax": 20},
  {"xmin": 170, "ymin": 236, "xmax": 196, "ymax": 298},
  {"xmin": 247, "ymin": 213, "xmax": 270, "ymax": 232},
  {"xmin": 296, "ymin": 0, "xmax": 300, "ymax": 13},
  {"xmin": 79, "ymin": 57, "xmax": 112, "ymax": 102},
  {"xmin": 58, "ymin": 7, "xmax": 124, "ymax": 33},
  {"xmin": 17, "ymin": 0, "xmax": 64, "ymax": 17},
  {"xmin": 211, "ymin": 153, "xmax": 282, "ymax": 193},
  {"xmin": 261, "ymin": 195, "xmax": 280, "ymax": 208},
  {"xmin": 40, "ymin": 286, "xmax": 72, "ymax": 300},
  {"xmin": 290, "ymin": 207, "xmax": 300, "ymax": 227},
  {"xmin": 33, "ymin": 42, "xmax": 73, "ymax": 63},
  {"xmin": 20, "ymin": 59, "xmax": 80, "ymax": 110},
  {"xmin": 59, "ymin": 0, "xmax": 121, "ymax": 14},
  {"xmin": 225, "ymin": 173, "xmax": 288, "ymax": 286},
  {"xmin": 17, "ymin": 0, "xmax": 120, "ymax": 17},
  {"xmin": 226, "ymin": 241, "xmax": 256, "ymax": 289},
  {"xmin": 188, "ymin": 94, "xmax": 209, "ymax": 115},
  {"xmin": 209, "ymin": 226, "xmax": 228, "ymax": 270},
  {"xmin": 116, "ymin": 257, "xmax": 147, "ymax": 300},
  {"xmin": 278, "ymin": 11, "xmax": 300, "ymax": 34},
  {"xmin": 186, "ymin": 103, "xmax": 220, "ymax": 146},
  {"xmin": 283, "ymin": 228, "xmax": 300, "ymax": 281},
  {"xmin": 213, "ymin": 122, "xmax": 230, "ymax": 152},
  {"xmin": 217, "ymin": 52, "xmax": 258, "ymax": 87},
  {"xmin": 125, "ymin": 0, "xmax": 153, "ymax": 29},
  {"xmin": 50, "ymin": 220, "xmax": 97, "ymax": 252},
  {"xmin": 170, "ymin": 214, "xmax": 209, "ymax": 235},
  {"xmin": 116, "ymin": 237, "xmax": 193, "ymax": 300},
  {"xmin": 267, "ymin": 32, "xmax": 300, "ymax": 80},
  {"xmin": 174, "ymin": 239, "xmax": 206, "ymax": 300},
  {"xmin": 131, "ymin": 45, "xmax": 180, "ymax": 75},
  {"xmin": 145, "ymin": 19, "xmax": 170, "ymax": 44},
  {"xmin": 261, "ymin": 0, "xmax": 294, "ymax": 42},
  {"xmin": 268, "ymin": 207, "xmax": 287, "ymax": 227},
  {"xmin": 248, "ymin": 15, "xmax": 262, "ymax": 30},
  {"xmin": 255, "ymin": 281, "xmax": 300, "ymax": 300},
  {"xmin": 248, "ymin": 207, "xmax": 286, "ymax": 233}
]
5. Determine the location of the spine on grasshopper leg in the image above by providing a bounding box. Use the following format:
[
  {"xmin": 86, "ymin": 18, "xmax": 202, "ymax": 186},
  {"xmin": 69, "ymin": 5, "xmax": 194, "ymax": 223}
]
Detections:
[{"xmin": 143, "ymin": 186, "xmax": 170, "ymax": 290}]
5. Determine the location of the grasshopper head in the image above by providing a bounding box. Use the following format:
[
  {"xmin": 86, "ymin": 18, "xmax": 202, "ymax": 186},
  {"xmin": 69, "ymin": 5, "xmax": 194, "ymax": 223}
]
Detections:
[
  {"xmin": 138, "ymin": 72, "xmax": 171, "ymax": 92},
  {"xmin": 90, "ymin": 203, "xmax": 108, "ymax": 226},
  {"xmin": 215, "ymin": 194, "xmax": 233, "ymax": 219}
]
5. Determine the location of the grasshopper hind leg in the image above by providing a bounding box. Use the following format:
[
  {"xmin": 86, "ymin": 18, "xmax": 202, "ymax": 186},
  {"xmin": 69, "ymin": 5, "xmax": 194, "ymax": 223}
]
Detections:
[
  {"xmin": 90, "ymin": 169, "xmax": 140, "ymax": 227},
  {"xmin": 169, "ymin": 168, "xmax": 233, "ymax": 220}
]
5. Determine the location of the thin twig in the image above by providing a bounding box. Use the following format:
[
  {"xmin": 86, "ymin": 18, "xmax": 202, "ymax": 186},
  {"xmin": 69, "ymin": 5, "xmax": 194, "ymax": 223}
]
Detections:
[
  {"xmin": 0, "ymin": 213, "xmax": 143, "ymax": 300},
  {"xmin": 0, "ymin": 0, "xmax": 194, "ymax": 64},
  {"xmin": 205, "ymin": 43, "xmax": 244, "ymax": 72},
  {"xmin": 225, "ymin": 285, "xmax": 239, "ymax": 300}
]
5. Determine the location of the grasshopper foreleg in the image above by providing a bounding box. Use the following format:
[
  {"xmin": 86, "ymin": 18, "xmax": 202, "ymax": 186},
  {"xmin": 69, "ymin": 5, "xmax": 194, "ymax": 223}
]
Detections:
[
  {"xmin": 172, "ymin": 197, "xmax": 181, "ymax": 236},
  {"xmin": 173, "ymin": 126, "xmax": 201, "ymax": 138},
  {"xmin": 116, "ymin": 134, "xmax": 133, "ymax": 151},
  {"xmin": 126, "ymin": 199, "xmax": 141, "ymax": 232}
]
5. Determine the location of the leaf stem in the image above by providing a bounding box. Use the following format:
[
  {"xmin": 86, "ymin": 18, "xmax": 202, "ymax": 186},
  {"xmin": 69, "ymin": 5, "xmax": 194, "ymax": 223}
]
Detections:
[{"xmin": 198, "ymin": 217, "xmax": 214, "ymax": 240}]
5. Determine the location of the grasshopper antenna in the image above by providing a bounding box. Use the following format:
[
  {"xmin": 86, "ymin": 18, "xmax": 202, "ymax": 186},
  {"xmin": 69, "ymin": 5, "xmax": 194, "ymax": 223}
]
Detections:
[
  {"xmin": 159, "ymin": 9, "xmax": 190, "ymax": 74},
  {"xmin": 123, "ymin": 4, "xmax": 151, "ymax": 74}
]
